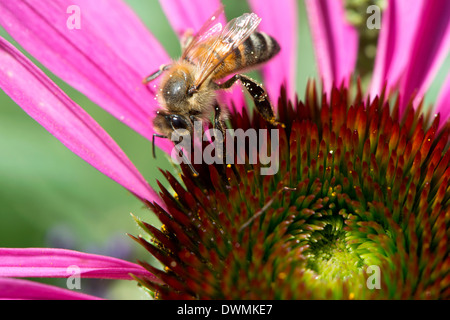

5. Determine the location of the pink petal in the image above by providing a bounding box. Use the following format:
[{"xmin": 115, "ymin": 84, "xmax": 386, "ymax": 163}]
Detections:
[
  {"xmin": 369, "ymin": 0, "xmax": 424, "ymax": 98},
  {"xmin": 0, "ymin": 278, "xmax": 102, "ymax": 300},
  {"xmin": 0, "ymin": 37, "xmax": 161, "ymax": 205},
  {"xmin": 400, "ymin": 0, "xmax": 450, "ymax": 113},
  {"xmin": 305, "ymin": 0, "xmax": 358, "ymax": 94},
  {"xmin": 0, "ymin": 0, "xmax": 172, "ymax": 153},
  {"xmin": 0, "ymin": 248, "xmax": 158, "ymax": 282},
  {"xmin": 435, "ymin": 73, "xmax": 450, "ymax": 131},
  {"xmin": 158, "ymin": 0, "xmax": 225, "ymax": 37},
  {"xmin": 248, "ymin": 0, "xmax": 298, "ymax": 103},
  {"xmin": 158, "ymin": 0, "xmax": 246, "ymax": 112}
]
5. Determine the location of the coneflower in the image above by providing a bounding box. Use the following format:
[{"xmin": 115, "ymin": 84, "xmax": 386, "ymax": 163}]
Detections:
[{"xmin": 132, "ymin": 82, "xmax": 449, "ymax": 299}]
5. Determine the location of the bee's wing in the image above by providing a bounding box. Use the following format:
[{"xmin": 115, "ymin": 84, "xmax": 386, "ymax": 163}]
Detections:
[
  {"xmin": 181, "ymin": 6, "xmax": 226, "ymax": 60},
  {"xmin": 189, "ymin": 13, "xmax": 262, "ymax": 89}
]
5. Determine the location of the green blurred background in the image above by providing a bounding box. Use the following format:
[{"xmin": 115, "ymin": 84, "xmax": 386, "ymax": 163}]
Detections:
[{"xmin": 0, "ymin": 0, "xmax": 448, "ymax": 299}]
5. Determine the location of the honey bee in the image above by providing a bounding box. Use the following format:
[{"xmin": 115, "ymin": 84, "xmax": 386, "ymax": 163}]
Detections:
[{"xmin": 144, "ymin": 7, "xmax": 281, "ymax": 165}]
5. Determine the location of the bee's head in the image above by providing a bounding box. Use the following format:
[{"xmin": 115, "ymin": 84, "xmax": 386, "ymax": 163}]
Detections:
[{"xmin": 152, "ymin": 110, "xmax": 199, "ymax": 176}]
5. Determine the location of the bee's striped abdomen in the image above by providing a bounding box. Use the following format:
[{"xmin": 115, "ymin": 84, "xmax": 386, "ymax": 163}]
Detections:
[
  {"xmin": 240, "ymin": 32, "xmax": 280, "ymax": 68},
  {"xmin": 213, "ymin": 32, "xmax": 280, "ymax": 80}
]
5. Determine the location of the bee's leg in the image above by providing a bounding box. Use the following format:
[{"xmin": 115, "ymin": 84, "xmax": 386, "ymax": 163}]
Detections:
[
  {"xmin": 158, "ymin": 131, "xmax": 200, "ymax": 177},
  {"xmin": 143, "ymin": 64, "xmax": 172, "ymax": 84},
  {"xmin": 217, "ymin": 74, "xmax": 283, "ymax": 127},
  {"xmin": 213, "ymin": 104, "xmax": 226, "ymax": 145},
  {"xmin": 213, "ymin": 105, "xmax": 226, "ymax": 159},
  {"xmin": 174, "ymin": 143, "xmax": 199, "ymax": 177},
  {"xmin": 213, "ymin": 104, "xmax": 227, "ymax": 174}
]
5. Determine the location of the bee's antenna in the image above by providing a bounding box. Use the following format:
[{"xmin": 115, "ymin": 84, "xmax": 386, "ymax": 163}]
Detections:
[
  {"xmin": 143, "ymin": 64, "xmax": 172, "ymax": 85},
  {"xmin": 152, "ymin": 134, "xmax": 168, "ymax": 159}
]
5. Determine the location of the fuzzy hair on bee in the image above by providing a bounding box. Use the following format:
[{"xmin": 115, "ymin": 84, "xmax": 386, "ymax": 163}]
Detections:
[{"xmin": 156, "ymin": 61, "xmax": 218, "ymax": 121}]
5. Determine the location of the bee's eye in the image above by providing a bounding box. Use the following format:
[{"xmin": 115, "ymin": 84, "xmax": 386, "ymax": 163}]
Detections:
[{"xmin": 171, "ymin": 115, "xmax": 188, "ymax": 130}]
